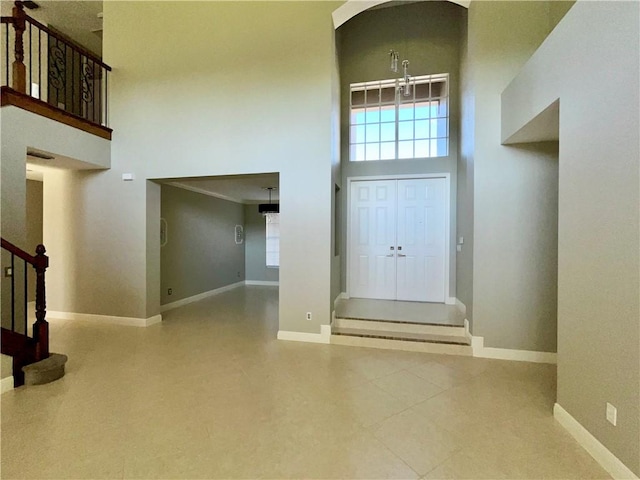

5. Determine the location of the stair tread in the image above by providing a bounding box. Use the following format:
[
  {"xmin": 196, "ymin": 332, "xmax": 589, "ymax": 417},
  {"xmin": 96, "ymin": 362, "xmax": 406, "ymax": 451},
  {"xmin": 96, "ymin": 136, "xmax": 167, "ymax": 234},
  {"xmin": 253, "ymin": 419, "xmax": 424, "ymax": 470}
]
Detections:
[
  {"xmin": 335, "ymin": 316, "xmax": 464, "ymax": 328},
  {"xmin": 332, "ymin": 327, "xmax": 471, "ymax": 345}
]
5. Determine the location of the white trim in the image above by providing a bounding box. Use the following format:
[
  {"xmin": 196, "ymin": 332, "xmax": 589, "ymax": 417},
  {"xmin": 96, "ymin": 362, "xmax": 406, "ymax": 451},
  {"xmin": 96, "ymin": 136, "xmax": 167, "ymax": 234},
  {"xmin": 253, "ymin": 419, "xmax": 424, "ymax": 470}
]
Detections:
[
  {"xmin": 471, "ymin": 335, "xmax": 556, "ymax": 364},
  {"xmin": 340, "ymin": 292, "xmax": 349, "ymax": 300},
  {"xmin": 554, "ymin": 403, "xmax": 638, "ymax": 480},
  {"xmin": 1, "ymin": 376, "xmax": 14, "ymax": 394},
  {"xmin": 160, "ymin": 281, "xmax": 245, "ymax": 312},
  {"xmin": 445, "ymin": 297, "xmax": 456, "ymax": 305},
  {"xmin": 455, "ymin": 298, "xmax": 466, "ymax": 315},
  {"xmin": 332, "ymin": 0, "xmax": 469, "ymax": 29},
  {"xmin": 346, "ymin": 174, "xmax": 451, "ymax": 302},
  {"xmin": 47, "ymin": 311, "xmax": 162, "ymax": 327},
  {"xmin": 464, "ymin": 318, "xmax": 472, "ymax": 343},
  {"xmin": 277, "ymin": 325, "xmax": 331, "ymax": 344},
  {"xmin": 245, "ymin": 280, "xmax": 279, "ymax": 286}
]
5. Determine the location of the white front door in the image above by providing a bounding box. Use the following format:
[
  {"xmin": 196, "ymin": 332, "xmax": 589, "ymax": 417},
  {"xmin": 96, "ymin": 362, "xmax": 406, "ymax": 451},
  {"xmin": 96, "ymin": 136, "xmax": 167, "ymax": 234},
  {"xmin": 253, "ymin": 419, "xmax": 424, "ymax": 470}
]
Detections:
[
  {"xmin": 396, "ymin": 178, "xmax": 446, "ymax": 302},
  {"xmin": 349, "ymin": 180, "xmax": 397, "ymax": 300},
  {"xmin": 349, "ymin": 177, "xmax": 447, "ymax": 302}
]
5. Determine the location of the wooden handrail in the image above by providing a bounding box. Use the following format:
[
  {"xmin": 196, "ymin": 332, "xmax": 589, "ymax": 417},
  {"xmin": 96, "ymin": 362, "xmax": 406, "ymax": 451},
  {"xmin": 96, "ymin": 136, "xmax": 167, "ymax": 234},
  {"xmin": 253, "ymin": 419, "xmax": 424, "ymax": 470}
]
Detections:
[
  {"xmin": 24, "ymin": 15, "xmax": 111, "ymax": 71},
  {"xmin": 0, "ymin": 237, "xmax": 36, "ymax": 265},
  {"xmin": 1, "ymin": 17, "xmax": 15, "ymax": 24}
]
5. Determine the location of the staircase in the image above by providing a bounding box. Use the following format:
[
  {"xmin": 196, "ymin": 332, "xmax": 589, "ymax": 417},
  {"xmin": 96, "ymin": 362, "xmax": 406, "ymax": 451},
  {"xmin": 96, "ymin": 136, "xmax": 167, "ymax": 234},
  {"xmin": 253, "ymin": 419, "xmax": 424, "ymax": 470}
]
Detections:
[
  {"xmin": 331, "ymin": 300, "xmax": 472, "ymax": 355},
  {"xmin": 1, "ymin": 238, "xmax": 66, "ymax": 388}
]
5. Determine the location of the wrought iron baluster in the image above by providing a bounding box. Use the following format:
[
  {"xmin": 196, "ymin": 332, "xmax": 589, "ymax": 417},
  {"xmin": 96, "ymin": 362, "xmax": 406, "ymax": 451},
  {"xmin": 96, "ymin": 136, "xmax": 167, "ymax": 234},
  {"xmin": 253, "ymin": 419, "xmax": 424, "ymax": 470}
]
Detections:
[
  {"xmin": 23, "ymin": 258, "xmax": 27, "ymax": 335},
  {"xmin": 10, "ymin": 253, "xmax": 15, "ymax": 331},
  {"xmin": 4, "ymin": 24, "xmax": 8, "ymax": 86},
  {"xmin": 38, "ymin": 27, "xmax": 41, "ymax": 99},
  {"xmin": 28, "ymin": 21, "xmax": 31, "ymax": 95}
]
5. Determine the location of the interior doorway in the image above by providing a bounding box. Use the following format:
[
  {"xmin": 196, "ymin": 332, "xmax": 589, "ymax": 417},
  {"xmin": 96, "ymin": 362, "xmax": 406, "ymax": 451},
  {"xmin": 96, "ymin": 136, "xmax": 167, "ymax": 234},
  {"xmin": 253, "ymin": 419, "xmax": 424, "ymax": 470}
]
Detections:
[{"xmin": 348, "ymin": 175, "xmax": 449, "ymax": 303}]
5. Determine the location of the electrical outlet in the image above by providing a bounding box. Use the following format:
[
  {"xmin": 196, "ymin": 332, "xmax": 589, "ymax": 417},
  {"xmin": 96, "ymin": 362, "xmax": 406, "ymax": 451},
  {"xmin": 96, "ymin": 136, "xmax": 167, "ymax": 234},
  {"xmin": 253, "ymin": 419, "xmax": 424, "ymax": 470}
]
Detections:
[
  {"xmin": 606, "ymin": 403, "xmax": 617, "ymax": 426},
  {"xmin": 168, "ymin": 288, "xmax": 172, "ymax": 296},
  {"xmin": 4, "ymin": 267, "xmax": 12, "ymax": 277},
  {"xmin": 237, "ymin": 271, "xmax": 241, "ymax": 278},
  {"xmin": 306, "ymin": 312, "xmax": 312, "ymax": 321}
]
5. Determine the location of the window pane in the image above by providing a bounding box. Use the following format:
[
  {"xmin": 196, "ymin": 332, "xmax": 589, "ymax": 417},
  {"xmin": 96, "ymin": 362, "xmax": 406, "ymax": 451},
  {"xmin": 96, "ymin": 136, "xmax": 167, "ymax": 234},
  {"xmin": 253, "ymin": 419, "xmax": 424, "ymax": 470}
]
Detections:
[
  {"xmin": 430, "ymin": 118, "xmax": 447, "ymax": 138},
  {"xmin": 366, "ymin": 124, "xmax": 379, "ymax": 142},
  {"xmin": 380, "ymin": 106, "xmax": 395, "ymax": 123},
  {"xmin": 398, "ymin": 105, "xmax": 414, "ymax": 121},
  {"xmin": 351, "ymin": 143, "xmax": 365, "ymax": 161},
  {"xmin": 429, "ymin": 138, "xmax": 448, "ymax": 157},
  {"xmin": 380, "ymin": 86, "xmax": 396, "ymax": 103},
  {"xmin": 414, "ymin": 140, "xmax": 429, "ymax": 158},
  {"xmin": 365, "ymin": 108, "xmax": 380, "ymax": 123},
  {"xmin": 366, "ymin": 88, "xmax": 380, "ymax": 104},
  {"xmin": 436, "ymin": 137, "xmax": 448, "ymax": 156},
  {"xmin": 415, "ymin": 120, "xmax": 429, "ymax": 139},
  {"xmin": 414, "ymin": 82, "xmax": 430, "ymax": 100},
  {"xmin": 351, "ymin": 90, "xmax": 365, "ymax": 106},
  {"xmin": 415, "ymin": 104, "xmax": 430, "ymax": 120},
  {"xmin": 351, "ymin": 110, "xmax": 365, "ymax": 125},
  {"xmin": 266, "ymin": 213, "xmax": 280, "ymax": 267},
  {"xmin": 398, "ymin": 121, "xmax": 414, "ymax": 141},
  {"xmin": 380, "ymin": 142, "xmax": 395, "ymax": 160},
  {"xmin": 434, "ymin": 99, "xmax": 448, "ymax": 117},
  {"xmin": 351, "ymin": 125, "xmax": 365, "ymax": 143},
  {"xmin": 365, "ymin": 143, "xmax": 380, "ymax": 161},
  {"xmin": 398, "ymin": 141, "xmax": 413, "ymax": 159},
  {"xmin": 380, "ymin": 122, "xmax": 395, "ymax": 142},
  {"xmin": 432, "ymin": 80, "xmax": 448, "ymax": 98}
]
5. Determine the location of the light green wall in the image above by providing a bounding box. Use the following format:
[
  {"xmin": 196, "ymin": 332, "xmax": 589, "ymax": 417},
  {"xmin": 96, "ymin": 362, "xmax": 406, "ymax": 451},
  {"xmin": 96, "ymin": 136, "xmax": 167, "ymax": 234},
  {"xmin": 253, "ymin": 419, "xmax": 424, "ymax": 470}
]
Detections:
[
  {"xmin": 503, "ymin": 2, "xmax": 639, "ymax": 474},
  {"xmin": 160, "ymin": 185, "xmax": 245, "ymax": 305},
  {"xmin": 244, "ymin": 204, "xmax": 279, "ymax": 284},
  {"xmin": 337, "ymin": 1, "xmax": 465, "ymax": 297}
]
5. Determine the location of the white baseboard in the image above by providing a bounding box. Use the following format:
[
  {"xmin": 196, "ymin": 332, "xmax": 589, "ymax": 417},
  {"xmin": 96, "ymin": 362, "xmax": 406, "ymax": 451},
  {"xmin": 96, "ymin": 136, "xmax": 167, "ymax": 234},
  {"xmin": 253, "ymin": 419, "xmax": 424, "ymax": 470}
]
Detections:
[
  {"xmin": 554, "ymin": 403, "xmax": 638, "ymax": 480},
  {"xmin": 48, "ymin": 311, "xmax": 162, "ymax": 328},
  {"xmin": 160, "ymin": 281, "xmax": 244, "ymax": 312},
  {"xmin": 1, "ymin": 376, "xmax": 14, "ymax": 394},
  {"xmin": 245, "ymin": 280, "xmax": 279, "ymax": 286},
  {"xmin": 455, "ymin": 298, "xmax": 466, "ymax": 315},
  {"xmin": 445, "ymin": 297, "xmax": 456, "ymax": 305},
  {"xmin": 470, "ymin": 336, "xmax": 556, "ymax": 363},
  {"xmin": 339, "ymin": 292, "xmax": 349, "ymax": 300},
  {"xmin": 277, "ymin": 325, "xmax": 331, "ymax": 344}
]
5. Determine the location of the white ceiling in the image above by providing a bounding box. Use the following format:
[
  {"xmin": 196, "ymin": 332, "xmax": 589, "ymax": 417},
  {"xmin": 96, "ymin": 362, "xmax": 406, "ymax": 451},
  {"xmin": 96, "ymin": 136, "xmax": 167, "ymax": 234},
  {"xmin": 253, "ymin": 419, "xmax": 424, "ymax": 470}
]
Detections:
[{"xmin": 164, "ymin": 173, "xmax": 280, "ymax": 205}]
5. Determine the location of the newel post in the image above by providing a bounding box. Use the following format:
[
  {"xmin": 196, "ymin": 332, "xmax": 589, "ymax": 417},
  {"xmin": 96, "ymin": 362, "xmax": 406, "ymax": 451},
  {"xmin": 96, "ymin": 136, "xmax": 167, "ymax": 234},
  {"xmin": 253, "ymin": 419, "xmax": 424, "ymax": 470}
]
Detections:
[
  {"xmin": 12, "ymin": 1, "xmax": 26, "ymax": 93},
  {"xmin": 33, "ymin": 244, "xmax": 49, "ymax": 360}
]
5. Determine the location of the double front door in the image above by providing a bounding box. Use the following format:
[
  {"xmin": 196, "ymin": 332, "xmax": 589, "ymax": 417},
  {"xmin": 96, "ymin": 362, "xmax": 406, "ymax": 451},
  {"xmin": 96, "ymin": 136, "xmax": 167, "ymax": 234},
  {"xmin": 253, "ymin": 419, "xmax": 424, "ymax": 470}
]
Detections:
[{"xmin": 349, "ymin": 178, "xmax": 447, "ymax": 302}]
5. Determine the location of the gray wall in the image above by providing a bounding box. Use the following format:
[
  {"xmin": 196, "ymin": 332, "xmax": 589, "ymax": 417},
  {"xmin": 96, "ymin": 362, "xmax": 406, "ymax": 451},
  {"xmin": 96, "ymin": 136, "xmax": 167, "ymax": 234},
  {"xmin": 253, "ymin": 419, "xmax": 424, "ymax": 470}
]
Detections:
[
  {"xmin": 337, "ymin": 1, "xmax": 465, "ymax": 297},
  {"xmin": 502, "ymin": 2, "xmax": 639, "ymax": 473},
  {"xmin": 244, "ymin": 204, "xmax": 279, "ymax": 283},
  {"xmin": 160, "ymin": 185, "xmax": 245, "ymax": 305},
  {"xmin": 462, "ymin": 1, "xmax": 567, "ymax": 352}
]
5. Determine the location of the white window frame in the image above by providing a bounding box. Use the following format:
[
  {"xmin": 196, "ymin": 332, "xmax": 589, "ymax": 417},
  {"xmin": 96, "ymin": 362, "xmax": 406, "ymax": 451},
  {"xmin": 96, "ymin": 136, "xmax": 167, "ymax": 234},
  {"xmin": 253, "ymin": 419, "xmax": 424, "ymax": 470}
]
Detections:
[
  {"xmin": 349, "ymin": 73, "xmax": 449, "ymax": 161},
  {"xmin": 265, "ymin": 212, "xmax": 280, "ymax": 268}
]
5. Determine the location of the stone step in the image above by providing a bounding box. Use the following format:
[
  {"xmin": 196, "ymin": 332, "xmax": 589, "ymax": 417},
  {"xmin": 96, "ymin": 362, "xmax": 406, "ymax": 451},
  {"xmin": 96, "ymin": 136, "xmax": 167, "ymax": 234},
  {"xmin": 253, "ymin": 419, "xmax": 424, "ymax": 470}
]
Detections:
[
  {"xmin": 334, "ymin": 316, "xmax": 466, "ymax": 337},
  {"xmin": 22, "ymin": 353, "xmax": 68, "ymax": 386},
  {"xmin": 330, "ymin": 330, "xmax": 472, "ymax": 355}
]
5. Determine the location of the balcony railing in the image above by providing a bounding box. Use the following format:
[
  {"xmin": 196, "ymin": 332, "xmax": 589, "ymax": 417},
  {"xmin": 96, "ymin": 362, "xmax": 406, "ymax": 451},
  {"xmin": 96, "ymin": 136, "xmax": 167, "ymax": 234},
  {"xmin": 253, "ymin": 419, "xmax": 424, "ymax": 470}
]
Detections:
[{"xmin": 1, "ymin": 1, "xmax": 111, "ymax": 137}]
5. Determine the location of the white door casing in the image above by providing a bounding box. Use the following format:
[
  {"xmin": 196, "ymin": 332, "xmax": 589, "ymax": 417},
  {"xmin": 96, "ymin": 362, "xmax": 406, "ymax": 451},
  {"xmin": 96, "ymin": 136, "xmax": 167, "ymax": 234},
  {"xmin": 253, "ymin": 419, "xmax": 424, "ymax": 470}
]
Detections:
[{"xmin": 348, "ymin": 175, "xmax": 449, "ymax": 302}]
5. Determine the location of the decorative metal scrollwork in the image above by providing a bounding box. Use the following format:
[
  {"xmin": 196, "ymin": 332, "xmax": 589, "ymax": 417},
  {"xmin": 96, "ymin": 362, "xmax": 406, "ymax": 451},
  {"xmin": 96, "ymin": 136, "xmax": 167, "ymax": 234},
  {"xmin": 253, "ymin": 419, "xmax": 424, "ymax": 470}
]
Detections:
[
  {"xmin": 81, "ymin": 62, "xmax": 94, "ymax": 103},
  {"xmin": 48, "ymin": 44, "xmax": 65, "ymax": 90}
]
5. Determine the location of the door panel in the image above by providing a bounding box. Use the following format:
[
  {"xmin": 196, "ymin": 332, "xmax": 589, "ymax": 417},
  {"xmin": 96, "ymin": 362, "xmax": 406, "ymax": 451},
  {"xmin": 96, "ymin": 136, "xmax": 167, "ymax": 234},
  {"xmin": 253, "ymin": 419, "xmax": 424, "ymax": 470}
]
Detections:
[
  {"xmin": 349, "ymin": 180, "xmax": 397, "ymax": 300},
  {"xmin": 396, "ymin": 178, "xmax": 446, "ymax": 302}
]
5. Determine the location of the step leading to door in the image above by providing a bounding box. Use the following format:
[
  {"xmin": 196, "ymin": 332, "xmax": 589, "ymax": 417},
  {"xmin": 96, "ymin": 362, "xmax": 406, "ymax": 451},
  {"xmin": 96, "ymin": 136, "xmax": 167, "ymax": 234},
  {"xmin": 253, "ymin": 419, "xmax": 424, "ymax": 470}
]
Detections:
[{"xmin": 334, "ymin": 316, "xmax": 466, "ymax": 337}]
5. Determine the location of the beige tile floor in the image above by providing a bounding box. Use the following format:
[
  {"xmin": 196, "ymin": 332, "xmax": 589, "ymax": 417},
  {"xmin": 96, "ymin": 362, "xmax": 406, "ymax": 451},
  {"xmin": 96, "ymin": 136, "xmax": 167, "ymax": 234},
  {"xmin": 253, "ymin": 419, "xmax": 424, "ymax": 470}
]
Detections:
[
  {"xmin": 335, "ymin": 298, "xmax": 465, "ymax": 326},
  {"xmin": 1, "ymin": 286, "xmax": 609, "ymax": 479}
]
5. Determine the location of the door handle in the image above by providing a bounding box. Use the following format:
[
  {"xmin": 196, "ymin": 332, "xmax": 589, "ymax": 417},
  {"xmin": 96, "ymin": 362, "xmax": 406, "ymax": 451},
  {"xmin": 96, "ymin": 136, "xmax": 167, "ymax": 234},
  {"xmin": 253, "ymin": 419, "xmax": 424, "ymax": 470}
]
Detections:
[
  {"xmin": 397, "ymin": 253, "xmax": 406, "ymax": 257},
  {"xmin": 385, "ymin": 254, "xmax": 395, "ymax": 257}
]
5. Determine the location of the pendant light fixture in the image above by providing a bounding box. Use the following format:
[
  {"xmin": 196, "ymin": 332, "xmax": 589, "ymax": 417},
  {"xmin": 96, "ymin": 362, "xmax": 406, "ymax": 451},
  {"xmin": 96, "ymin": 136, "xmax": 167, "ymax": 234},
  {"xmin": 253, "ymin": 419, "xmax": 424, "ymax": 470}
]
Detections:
[
  {"xmin": 389, "ymin": 50, "xmax": 412, "ymax": 97},
  {"xmin": 258, "ymin": 187, "xmax": 279, "ymax": 215}
]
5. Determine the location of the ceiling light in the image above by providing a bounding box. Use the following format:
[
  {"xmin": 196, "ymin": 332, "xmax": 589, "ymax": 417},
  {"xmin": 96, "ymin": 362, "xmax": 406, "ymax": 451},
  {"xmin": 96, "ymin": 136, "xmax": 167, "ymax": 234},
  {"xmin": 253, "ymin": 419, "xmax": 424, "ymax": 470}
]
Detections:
[{"xmin": 258, "ymin": 187, "xmax": 279, "ymax": 215}]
